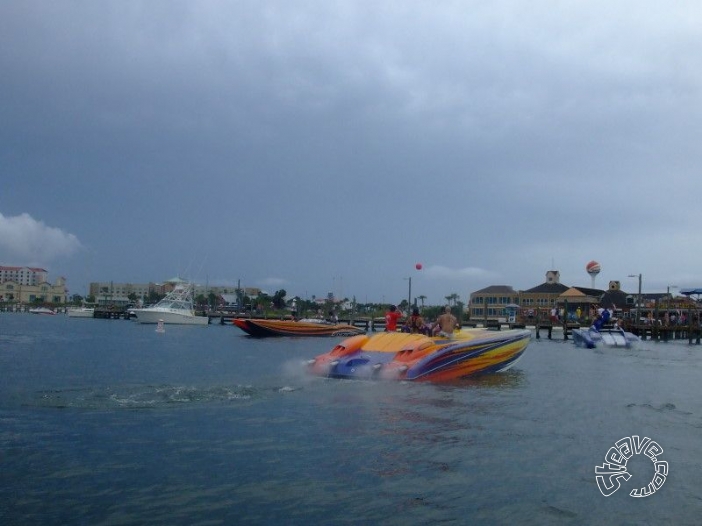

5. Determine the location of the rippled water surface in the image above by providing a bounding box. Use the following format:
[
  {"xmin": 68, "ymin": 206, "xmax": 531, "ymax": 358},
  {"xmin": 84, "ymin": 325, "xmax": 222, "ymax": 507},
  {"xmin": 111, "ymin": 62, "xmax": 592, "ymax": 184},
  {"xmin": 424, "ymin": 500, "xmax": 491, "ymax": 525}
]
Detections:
[{"xmin": 1, "ymin": 314, "xmax": 701, "ymax": 524}]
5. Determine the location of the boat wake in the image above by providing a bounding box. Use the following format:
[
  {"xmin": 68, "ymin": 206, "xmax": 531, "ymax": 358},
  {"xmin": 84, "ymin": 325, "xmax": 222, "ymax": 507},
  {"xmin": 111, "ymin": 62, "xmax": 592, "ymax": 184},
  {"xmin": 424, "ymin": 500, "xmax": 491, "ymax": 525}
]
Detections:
[{"xmin": 27, "ymin": 383, "xmax": 301, "ymax": 410}]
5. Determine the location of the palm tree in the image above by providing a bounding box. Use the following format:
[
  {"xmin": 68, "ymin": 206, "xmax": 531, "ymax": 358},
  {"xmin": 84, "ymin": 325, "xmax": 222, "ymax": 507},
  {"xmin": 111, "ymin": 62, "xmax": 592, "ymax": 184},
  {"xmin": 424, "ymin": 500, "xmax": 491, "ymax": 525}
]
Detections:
[
  {"xmin": 445, "ymin": 293, "xmax": 460, "ymax": 306},
  {"xmin": 418, "ymin": 295, "xmax": 427, "ymax": 308}
]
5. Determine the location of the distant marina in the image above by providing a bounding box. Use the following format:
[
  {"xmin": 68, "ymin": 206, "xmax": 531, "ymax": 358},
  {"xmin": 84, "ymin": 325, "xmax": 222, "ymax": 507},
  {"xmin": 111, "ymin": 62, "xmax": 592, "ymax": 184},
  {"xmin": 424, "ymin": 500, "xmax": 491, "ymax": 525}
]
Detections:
[
  {"xmin": 4, "ymin": 303, "xmax": 701, "ymax": 345},
  {"xmin": 4, "ymin": 264, "xmax": 702, "ymax": 345}
]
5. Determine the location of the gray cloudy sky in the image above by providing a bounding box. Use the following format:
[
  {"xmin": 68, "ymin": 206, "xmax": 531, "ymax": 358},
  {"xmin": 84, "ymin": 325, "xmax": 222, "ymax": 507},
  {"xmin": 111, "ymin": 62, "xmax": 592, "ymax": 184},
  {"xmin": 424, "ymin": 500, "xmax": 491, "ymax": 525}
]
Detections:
[{"xmin": 2, "ymin": 1, "xmax": 701, "ymax": 303}]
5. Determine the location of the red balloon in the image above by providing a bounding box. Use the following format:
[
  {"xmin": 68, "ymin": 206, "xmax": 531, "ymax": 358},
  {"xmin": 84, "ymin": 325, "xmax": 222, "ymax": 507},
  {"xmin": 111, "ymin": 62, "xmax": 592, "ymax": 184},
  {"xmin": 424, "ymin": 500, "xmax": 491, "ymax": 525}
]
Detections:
[{"xmin": 415, "ymin": 263, "xmax": 423, "ymax": 270}]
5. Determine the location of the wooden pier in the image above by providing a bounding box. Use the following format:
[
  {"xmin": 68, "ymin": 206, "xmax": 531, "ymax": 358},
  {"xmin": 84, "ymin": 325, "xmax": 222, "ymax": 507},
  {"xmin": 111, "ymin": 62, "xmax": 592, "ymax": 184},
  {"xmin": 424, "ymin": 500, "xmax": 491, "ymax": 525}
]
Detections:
[
  {"xmin": 534, "ymin": 322, "xmax": 581, "ymax": 340},
  {"xmin": 626, "ymin": 324, "xmax": 702, "ymax": 344},
  {"xmin": 531, "ymin": 319, "xmax": 702, "ymax": 345}
]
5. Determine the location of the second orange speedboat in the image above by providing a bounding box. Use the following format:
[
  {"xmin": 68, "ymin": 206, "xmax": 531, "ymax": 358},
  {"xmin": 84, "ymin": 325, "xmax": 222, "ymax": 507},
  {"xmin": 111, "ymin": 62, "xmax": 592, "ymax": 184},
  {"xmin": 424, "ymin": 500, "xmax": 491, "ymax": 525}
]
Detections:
[{"xmin": 233, "ymin": 318, "xmax": 366, "ymax": 337}]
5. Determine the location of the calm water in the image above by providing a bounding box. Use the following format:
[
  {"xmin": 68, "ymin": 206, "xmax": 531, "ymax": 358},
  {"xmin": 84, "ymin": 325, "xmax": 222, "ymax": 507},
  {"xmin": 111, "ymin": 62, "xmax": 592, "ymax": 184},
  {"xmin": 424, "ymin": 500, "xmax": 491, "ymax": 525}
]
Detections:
[{"xmin": 1, "ymin": 314, "xmax": 701, "ymax": 525}]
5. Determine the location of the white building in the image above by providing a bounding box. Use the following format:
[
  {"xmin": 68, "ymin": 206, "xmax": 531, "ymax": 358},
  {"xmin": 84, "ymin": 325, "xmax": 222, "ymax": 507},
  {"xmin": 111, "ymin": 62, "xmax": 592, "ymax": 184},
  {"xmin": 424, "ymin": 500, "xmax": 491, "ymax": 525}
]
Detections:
[
  {"xmin": 0, "ymin": 266, "xmax": 49, "ymax": 286},
  {"xmin": 0, "ymin": 266, "xmax": 67, "ymax": 304}
]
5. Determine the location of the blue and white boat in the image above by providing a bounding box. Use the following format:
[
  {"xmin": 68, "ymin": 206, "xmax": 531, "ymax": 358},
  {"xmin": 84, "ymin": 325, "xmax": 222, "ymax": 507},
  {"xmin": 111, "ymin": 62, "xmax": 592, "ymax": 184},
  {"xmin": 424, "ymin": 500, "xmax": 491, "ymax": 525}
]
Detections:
[{"xmin": 571, "ymin": 326, "xmax": 639, "ymax": 349}]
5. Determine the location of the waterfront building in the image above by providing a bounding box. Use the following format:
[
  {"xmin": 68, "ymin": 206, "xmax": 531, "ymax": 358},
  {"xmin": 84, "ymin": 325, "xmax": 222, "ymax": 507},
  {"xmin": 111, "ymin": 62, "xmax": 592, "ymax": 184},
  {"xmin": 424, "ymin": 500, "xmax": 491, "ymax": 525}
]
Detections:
[
  {"xmin": 89, "ymin": 282, "xmax": 153, "ymax": 304},
  {"xmin": 192, "ymin": 284, "xmax": 261, "ymax": 299},
  {"xmin": 88, "ymin": 278, "xmax": 261, "ymax": 306},
  {"xmin": 0, "ymin": 272, "xmax": 67, "ymax": 305},
  {"xmin": 0, "ymin": 266, "xmax": 49, "ymax": 286},
  {"xmin": 468, "ymin": 285, "xmax": 520, "ymax": 320},
  {"xmin": 556, "ymin": 285, "xmax": 602, "ymax": 320},
  {"xmin": 518, "ymin": 270, "xmax": 570, "ymax": 314},
  {"xmin": 468, "ymin": 271, "xmax": 641, "ymax": 323}
]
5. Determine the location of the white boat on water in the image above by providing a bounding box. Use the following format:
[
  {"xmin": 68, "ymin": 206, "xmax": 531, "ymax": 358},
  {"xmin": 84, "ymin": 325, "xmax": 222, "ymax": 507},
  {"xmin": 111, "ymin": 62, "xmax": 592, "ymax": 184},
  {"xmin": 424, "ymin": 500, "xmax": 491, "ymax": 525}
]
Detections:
[
  {"xmin": 67, "ymin": 306, "xmax": 95, "ymax": 318},
  {"xmin": 571, "ymin": 326, "xmax": 639, "ymax": 349},
  {"xmin": 131, "ymin": 284, "xmax": 208, "ymax": 325},
  {"xmin": 29, "ymin": 307, "xmax": 56, "ymax": 315}
]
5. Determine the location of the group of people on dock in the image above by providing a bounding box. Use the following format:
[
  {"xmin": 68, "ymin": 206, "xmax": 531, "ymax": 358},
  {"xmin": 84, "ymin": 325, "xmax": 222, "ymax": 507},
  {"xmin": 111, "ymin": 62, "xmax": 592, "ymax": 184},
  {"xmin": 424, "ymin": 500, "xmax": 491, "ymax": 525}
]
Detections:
[{"xmin": 385, "ymin": 305, "xmax": 459, "ymax": 337}]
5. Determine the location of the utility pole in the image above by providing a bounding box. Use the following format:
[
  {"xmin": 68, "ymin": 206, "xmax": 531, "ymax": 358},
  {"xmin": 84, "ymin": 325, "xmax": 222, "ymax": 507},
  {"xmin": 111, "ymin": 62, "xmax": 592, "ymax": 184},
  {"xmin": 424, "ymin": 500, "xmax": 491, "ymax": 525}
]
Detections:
[{"xmin": 628, "ymin": 273, "xmax": 642, "ymax": 323}]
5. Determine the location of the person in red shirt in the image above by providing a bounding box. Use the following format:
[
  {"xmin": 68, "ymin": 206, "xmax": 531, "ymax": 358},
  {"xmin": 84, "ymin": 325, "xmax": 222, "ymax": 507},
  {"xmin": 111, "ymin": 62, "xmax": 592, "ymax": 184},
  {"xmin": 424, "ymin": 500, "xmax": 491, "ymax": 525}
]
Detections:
[{"xmin": 385, "ymin": 305, "xmax": 402, "ymax": 332}]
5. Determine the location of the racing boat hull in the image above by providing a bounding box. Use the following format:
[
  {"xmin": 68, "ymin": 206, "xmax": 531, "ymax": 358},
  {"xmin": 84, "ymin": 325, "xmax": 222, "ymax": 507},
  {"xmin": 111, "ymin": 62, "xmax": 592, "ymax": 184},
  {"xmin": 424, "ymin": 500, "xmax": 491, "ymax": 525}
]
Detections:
[
  {"xmin": 233, "ymin": 318, "xmax": 365, "ymax": 337},
  {"xmin": 571, "ymin": 327, "xmax": 639, "ymax": 349},
  {"xmin": 307, "ymin": 328, "xmax": 532, "ymax": 382}
]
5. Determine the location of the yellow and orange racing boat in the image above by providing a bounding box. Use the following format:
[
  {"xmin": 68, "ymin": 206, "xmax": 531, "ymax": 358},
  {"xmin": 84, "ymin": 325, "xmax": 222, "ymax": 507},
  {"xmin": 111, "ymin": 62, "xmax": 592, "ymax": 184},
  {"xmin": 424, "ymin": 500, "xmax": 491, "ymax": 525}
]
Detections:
[{"xmin": 307, "ymin": 328, "xmax": 531, "ymax": 382}]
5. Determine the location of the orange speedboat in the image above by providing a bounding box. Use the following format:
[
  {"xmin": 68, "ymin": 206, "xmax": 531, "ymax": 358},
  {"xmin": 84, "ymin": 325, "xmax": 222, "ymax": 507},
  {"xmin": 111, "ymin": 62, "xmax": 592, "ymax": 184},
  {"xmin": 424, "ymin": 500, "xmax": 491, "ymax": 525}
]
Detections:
[
  {"xmin": 233, "ymin": 318, "xmax": 365, "ymax": 337},
  {"xmin": 307, "ymin": 328, "xmax": 531, "ymax": 382}
]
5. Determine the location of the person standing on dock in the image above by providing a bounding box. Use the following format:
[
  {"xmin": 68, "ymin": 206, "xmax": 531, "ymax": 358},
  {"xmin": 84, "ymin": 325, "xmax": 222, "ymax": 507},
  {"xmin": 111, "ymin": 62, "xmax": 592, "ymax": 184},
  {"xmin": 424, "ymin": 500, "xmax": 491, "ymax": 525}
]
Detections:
[{"xmin": 384, "ymin": 305, "xmax": 402, "ymax": 332}]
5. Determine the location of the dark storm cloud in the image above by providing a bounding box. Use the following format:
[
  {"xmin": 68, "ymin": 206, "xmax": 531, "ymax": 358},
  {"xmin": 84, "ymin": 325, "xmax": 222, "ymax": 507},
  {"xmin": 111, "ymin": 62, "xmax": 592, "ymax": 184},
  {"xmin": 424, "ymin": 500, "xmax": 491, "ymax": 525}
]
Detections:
[{"xmin": 2, "ymin": 1, "xmax": 702, "ymax": 301}]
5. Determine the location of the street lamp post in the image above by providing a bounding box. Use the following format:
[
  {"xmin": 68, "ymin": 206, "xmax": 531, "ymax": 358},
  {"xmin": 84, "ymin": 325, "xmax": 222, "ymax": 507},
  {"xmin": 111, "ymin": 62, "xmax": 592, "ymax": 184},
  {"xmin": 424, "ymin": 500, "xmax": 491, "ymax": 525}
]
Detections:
[
  {"xmin": 628, "ymin": 274, "xmax": 642, "ymax": 323},
  {"xmin": 405, "ymin": 264, "xmax": 423, "ymax": 313}
]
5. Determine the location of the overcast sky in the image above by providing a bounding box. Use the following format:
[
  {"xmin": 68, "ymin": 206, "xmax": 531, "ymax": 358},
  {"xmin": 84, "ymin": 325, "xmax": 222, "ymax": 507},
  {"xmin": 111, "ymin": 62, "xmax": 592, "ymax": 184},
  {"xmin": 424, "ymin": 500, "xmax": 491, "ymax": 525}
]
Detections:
[{"xmin": 2, "ymin": 1, "xmax": 701, "ymax": 303}]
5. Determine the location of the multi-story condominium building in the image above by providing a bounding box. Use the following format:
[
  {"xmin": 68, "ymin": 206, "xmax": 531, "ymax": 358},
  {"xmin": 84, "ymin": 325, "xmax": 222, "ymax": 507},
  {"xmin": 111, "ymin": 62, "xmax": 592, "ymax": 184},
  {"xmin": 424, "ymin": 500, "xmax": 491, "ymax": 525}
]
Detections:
[
  {"xmin": 0, "ymin": 266, "xmax": 67, "ymax": 304},
  {"xmin": 0, "ymin": 266, "xmax": 49, "ymax": 286},
  {"xmin": 88, "ymin": 278, "xmax": 262, "ymax": 305},
  {"xmin": 89, "ymin": 282, "xmax": 155, "ymax": 303}
]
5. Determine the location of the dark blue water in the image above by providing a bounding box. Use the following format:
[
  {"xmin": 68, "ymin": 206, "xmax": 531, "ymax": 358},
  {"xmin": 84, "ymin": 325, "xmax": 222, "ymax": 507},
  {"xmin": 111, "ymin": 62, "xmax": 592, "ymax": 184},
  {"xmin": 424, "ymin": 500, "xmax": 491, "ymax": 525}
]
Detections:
[{"xmin": 1, "ymin": 314, "xmax": 701, "ymax": 525}]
